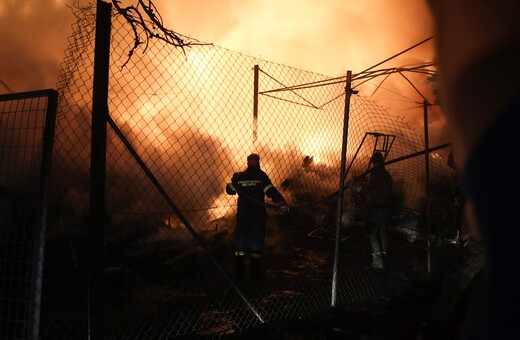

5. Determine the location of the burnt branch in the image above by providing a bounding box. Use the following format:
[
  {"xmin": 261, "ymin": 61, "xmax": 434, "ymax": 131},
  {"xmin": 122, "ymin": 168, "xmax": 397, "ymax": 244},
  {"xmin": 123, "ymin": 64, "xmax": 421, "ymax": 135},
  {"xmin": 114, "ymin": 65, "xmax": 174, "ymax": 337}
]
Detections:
[{"xmin": 111, "ymin": 0, "xmax": 210, "ymax": 68}]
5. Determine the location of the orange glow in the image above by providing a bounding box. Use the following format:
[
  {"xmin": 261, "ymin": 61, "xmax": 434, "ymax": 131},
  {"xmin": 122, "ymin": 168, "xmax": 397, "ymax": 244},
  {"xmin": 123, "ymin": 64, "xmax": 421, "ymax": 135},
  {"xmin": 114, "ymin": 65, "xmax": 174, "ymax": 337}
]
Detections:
[
  {"xmin": 156, "ymin": 0, "xmax": 434, "ymax": 76},
  {"xmin": 209, "ymin": 194, "xmax": 235, "ymax": 221},
  {"xmin": 3, "ymin": 0, "xmax": 435, "ymax": 116},
  {"xmin": 301, "ymin": 133, "xmax": 335, "ymax": 164},
  {"xmin": 1, "ymin": 0, "xmax": 442, "ymax": 224}
]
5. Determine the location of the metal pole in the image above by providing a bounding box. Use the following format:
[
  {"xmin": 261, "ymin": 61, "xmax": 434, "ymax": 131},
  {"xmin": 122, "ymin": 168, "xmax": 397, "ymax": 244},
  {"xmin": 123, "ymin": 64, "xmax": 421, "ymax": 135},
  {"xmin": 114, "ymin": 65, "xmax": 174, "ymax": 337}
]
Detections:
[
  {"xmin": 423, "ymin": 100, "xmax": 432, "ymax": 275},
  {"xmin": 380, "ymin": 143, "xmax": 449, "ymax": 169},
  {"xmin": 29, "ymin": 89, "xmax": 58, "ymax": 340},
  {"xmin": 344, "ymin": 133, "xmax": 369, "ymax": 179},
  {"xmin": 89, "ymin": 1, "xmax": 111, "ymax": 338},
  {"xmin": 253, "ymin": 65, "xmax": 259, "ymax": 144},
  {"xmin": 331, "ymin": 71, "xmax": 353, "ymax": 307}
]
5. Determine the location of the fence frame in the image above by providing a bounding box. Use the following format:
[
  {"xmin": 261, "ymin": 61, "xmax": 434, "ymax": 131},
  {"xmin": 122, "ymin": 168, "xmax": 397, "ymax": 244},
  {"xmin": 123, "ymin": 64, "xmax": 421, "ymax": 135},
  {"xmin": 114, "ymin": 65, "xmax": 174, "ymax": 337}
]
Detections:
[{"xmin": 0, "ymin": 88, "xmax": 58, "ymax": 340}]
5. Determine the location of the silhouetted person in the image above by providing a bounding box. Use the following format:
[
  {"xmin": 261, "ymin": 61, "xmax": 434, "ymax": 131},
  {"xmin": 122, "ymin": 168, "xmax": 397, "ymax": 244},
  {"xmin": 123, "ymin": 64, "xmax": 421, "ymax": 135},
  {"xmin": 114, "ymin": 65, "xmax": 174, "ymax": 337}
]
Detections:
[
  {"xmin": 365, "ymin": 152, "xmax": 393, "ymax": 269},
  {"xmin": 226, "ymin": 153, "xmax": 288, "ymax": 280}
]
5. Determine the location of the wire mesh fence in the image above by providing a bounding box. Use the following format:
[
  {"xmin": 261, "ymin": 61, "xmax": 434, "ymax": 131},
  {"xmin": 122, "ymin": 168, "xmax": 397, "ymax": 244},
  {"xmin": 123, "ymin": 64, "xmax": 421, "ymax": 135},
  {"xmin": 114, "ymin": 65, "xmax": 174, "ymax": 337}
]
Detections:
[
  {"xmin": 11, "ymin": 1, "xmax": 458, "ymax": 339},
  {"xmin": 0, "ymin": 89, "xmax": 57, "ymax": 340}
]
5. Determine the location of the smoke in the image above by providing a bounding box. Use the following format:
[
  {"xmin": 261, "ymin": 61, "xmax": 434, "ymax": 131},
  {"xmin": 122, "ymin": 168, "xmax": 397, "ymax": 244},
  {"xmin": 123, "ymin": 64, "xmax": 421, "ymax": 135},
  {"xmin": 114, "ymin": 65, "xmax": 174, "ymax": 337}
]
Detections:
[
  {"xmin": 2, "ymin": 0, "xmax": 438, "ymax": 130},
  {"xmin": 156, "ymin": 0, "xmax": 434, "ymax": 76},
  {"xmin": 133, "ymin": 0, "xmax": 443, "ymax": 144},
  {"xmin": 3, "ymin": 0, "xmax": 445, "ymax": 248},
  {"xmin": 0, "ymin": 0, "xmax": 75, "ymax": 93}
]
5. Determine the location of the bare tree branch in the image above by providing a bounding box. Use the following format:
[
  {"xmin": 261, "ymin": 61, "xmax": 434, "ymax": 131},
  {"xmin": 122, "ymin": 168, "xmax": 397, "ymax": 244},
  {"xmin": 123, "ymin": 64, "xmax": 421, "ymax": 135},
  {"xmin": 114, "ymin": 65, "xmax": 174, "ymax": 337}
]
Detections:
[{"xmin": 110, "ymin": 0, "xmax": 211, "ymax": 68}]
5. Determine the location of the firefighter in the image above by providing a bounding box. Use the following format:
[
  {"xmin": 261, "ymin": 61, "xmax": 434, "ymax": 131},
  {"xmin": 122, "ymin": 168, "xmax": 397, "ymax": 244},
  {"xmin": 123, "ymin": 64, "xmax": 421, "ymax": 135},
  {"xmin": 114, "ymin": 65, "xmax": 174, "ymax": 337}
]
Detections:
[
  {"xmin": 365, "ymin": 152, "xmax": 393, "ymax": 269},
  {"xmin": 226, "ymin": 153, "xmax": 288, "ymax": 279}
]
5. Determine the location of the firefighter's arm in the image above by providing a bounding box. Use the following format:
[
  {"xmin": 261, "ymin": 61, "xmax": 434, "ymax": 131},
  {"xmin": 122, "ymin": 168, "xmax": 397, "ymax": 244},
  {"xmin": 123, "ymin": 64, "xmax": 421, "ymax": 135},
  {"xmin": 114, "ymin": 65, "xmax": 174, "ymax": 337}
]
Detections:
[
  {"xmin": 225, "ymin": 173, "xmax": 239, "ymax": 195},
  {"xmin": 225, "ymin": 182, "xmax": 236, "ymax": 195},
  {"xmin": 265, "ymin": 184, "xmax": 289, "ymax": 214}
]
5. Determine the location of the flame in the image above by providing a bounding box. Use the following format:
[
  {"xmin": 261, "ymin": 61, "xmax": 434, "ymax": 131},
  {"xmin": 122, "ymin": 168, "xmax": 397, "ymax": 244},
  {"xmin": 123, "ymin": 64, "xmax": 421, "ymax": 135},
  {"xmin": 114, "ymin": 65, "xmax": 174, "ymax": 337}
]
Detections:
[
  {"xmin": 431, "ymin": 152, "xmax": 442, "ymax": 160},
  {"xmin": 209, "ymin": 193, "xmax": 235, "ymax": 221},
  {"xmin": 300, "ymin": 133, "xmax": 333, "ymax": 164}
]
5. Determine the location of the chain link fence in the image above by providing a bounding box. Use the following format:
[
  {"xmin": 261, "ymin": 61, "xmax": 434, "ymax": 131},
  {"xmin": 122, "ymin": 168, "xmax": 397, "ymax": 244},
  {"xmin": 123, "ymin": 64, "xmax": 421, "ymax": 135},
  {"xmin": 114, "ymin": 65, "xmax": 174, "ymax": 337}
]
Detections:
[
  {"xmin": 0, "ymin": 89, "xmax": 57, "ymax": 340},
  {"xmin": 24, "ymin": 2, "xmax": 456, "ymax": 338}
]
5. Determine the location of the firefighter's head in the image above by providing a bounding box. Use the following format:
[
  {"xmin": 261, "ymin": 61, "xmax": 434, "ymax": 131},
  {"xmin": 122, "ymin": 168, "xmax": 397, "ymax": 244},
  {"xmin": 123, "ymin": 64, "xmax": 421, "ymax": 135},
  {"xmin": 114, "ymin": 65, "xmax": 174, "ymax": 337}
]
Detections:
[
  {"xmin": 370, "ymin": 152, "xmax": 384, "ymax": 167},
  {"xmin": 247, "ymin": 153, "xmax": 260, "ymax": 167}
]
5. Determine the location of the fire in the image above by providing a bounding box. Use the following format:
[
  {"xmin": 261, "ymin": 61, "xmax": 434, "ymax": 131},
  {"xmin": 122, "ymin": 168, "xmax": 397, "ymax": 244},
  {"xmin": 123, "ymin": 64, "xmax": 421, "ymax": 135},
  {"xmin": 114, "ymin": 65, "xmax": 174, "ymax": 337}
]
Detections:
[
  {"xmin": 300, "ymin": 133, "xmax": 334, "ymax": 164},
  {"xmin": 209, "ymin": 194, "xmax": 235, "ymax": 221},
  {"xmin": 431, "ymin": 152, "xmax": 442, "ymax": 160}
]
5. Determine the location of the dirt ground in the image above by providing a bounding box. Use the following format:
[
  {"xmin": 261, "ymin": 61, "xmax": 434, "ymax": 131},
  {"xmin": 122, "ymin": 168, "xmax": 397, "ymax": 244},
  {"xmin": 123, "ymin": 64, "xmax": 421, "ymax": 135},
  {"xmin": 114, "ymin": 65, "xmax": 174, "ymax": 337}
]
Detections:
[
  {"xmin": 229, "ymin": 292, "xmax": 466, "ymax": 340},
  {"xmin": 39, "ymin": 208, "xmax": 478, "ymax": 339},
  {"xmin": 228, "ymin": 240, "xmax": 483, "ymax": 340},
  {"xmin": 230, "ymin": 267, "xmax": 479, "ymax": 340}
]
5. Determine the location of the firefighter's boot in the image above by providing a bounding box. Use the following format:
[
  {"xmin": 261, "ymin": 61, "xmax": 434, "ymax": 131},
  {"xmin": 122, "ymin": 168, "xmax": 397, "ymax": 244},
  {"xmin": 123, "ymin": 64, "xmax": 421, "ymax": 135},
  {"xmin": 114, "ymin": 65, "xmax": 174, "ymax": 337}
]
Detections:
[
  {"xmin": 372, "ymin": 252, "xmax": 384, "ymax": 270},
  {"xmin": 235, "ymin": 255, "xmax": 245, "ymax": 278},
  {"xmin": 249, "ymin": 256, "xmax": 264, "ymax": 280}
]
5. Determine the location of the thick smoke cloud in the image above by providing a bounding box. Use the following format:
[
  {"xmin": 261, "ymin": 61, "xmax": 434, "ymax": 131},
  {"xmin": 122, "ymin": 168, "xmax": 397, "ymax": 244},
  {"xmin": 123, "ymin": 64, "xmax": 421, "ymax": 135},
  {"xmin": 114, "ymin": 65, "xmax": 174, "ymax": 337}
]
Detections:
[
  {"xmin": 2, "ymin": 0, "xmax": 442, "ymax": 215},
  {"xmin": 1, "ymin": 0, "xmax": 442, "ymax": 148},
  {"xmin": 155, "ymin": 0, "xmax": 434, "ymax": 76},
  {"xmin": 2, "ymin": 0, "xmax": 434, "ymax": 91},
  {"xmin": 0, "ymin": 0, "xmax": 75, "ymax": 93}
]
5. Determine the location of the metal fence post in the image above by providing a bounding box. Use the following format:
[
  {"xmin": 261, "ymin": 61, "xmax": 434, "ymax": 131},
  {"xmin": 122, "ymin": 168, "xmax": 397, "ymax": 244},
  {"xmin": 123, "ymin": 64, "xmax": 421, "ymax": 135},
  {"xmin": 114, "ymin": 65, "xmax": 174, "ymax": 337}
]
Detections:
[
  {"xmin": 253, "ymin": 64, "xmax": 259, "ymax": 144},
  {"xmin": 28, "ymin": 89, "xmax": 58, "ymax": 340},
  {"xmin": 423, "ymin": 100, "xmax": 432, "ymax": 275},
  {"xmin": 89, "ymin": 1, "xmax": 111, "ymax": 338},
  {"xmin": 331, "ymin": 70, "xmax": 353, "ymax": 307}
]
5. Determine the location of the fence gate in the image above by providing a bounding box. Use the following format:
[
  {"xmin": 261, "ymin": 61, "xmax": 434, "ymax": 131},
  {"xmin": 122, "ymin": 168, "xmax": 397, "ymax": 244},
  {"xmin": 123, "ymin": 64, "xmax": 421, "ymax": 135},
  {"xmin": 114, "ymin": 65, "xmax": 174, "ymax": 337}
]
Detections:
[{"xmin": 0, "ymin": 89, "xmax": 58, "ymax": 340}]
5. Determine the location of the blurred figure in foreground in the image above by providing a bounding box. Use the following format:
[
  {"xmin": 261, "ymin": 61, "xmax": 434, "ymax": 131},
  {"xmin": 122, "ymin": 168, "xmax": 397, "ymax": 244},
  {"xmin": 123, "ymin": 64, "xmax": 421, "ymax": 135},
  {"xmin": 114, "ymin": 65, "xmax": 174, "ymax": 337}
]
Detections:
[
  {"xmin": 422, "ymin": 199, "xmax": 486, "ymax": 338},
  {"xmin": 425, "ymin": 0, "xmax": 520, "ymax": 338},
  {"xmin": 226, "ymin": 153, "xmax": 288, "ymax": 280}
]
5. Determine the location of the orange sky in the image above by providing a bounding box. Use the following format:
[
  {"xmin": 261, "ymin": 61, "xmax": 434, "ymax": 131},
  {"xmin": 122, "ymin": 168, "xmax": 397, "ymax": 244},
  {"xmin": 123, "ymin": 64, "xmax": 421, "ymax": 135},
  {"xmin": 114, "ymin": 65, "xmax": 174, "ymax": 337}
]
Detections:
[
  {"xmin": 157, "ymin": 0, "xmax": 435, "ymax": 76},
  {"xmin": 0, "ymin": 0, "xmax": 442, "ymax": 140},
  {"xmin": 1, "ymin": 0, "xmax": 434, "ymax": 88}
]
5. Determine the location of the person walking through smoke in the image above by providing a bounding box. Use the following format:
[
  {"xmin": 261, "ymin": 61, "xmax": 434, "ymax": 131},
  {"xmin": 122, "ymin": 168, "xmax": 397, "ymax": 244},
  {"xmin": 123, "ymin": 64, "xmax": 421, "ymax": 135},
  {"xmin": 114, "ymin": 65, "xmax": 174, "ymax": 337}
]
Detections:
[
  {"xmin": 226, "ymin": 153, "xmax": 288, "ymax": 280},
  {"xmin": 364, "ymin": 152, "xmax": 393, "ymax": 270}
]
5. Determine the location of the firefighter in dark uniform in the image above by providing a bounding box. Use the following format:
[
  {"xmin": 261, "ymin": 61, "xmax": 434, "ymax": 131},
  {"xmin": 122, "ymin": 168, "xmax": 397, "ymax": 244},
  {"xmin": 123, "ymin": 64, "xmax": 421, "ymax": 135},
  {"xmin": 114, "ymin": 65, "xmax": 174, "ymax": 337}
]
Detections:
[
  {"xmin": 226, "ymin": 153, "xmax": 288, "ymax": 279},
  {"xmin": 365, "ymin": 152, "xmax": 393, "ymax": 269}
]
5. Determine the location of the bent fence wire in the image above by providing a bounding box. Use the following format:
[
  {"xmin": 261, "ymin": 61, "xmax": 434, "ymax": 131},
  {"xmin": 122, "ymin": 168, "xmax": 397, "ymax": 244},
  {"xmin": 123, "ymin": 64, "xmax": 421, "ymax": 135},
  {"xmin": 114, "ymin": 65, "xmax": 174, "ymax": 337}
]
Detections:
[{"xmin": 29, "ymin": 2, "xmax": 456, "ymax": 339}]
